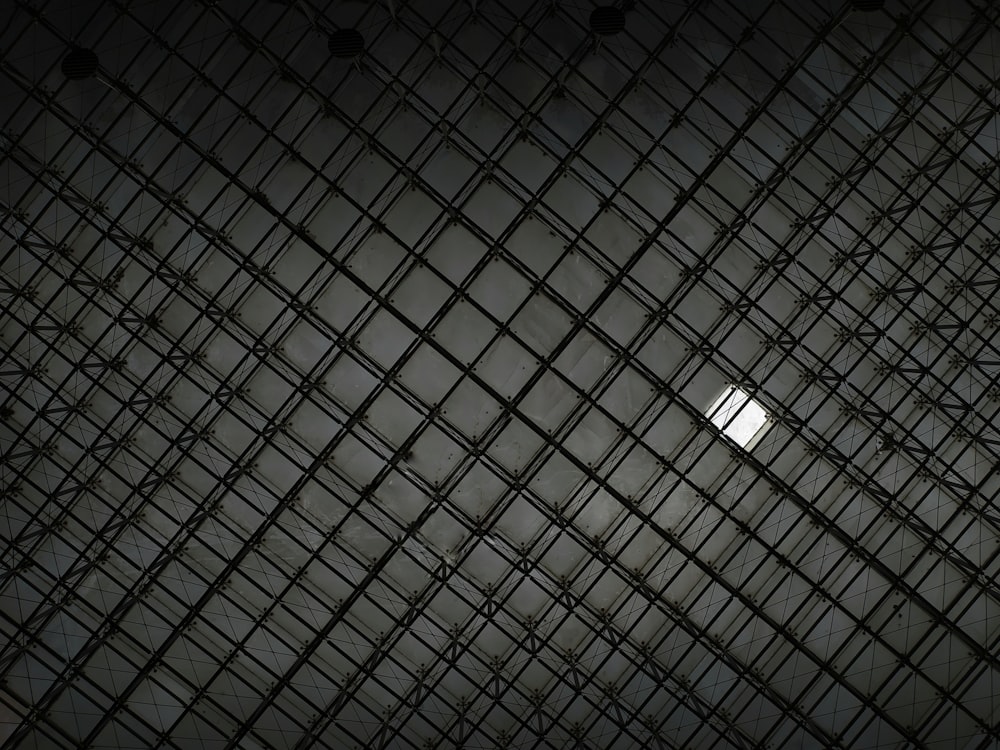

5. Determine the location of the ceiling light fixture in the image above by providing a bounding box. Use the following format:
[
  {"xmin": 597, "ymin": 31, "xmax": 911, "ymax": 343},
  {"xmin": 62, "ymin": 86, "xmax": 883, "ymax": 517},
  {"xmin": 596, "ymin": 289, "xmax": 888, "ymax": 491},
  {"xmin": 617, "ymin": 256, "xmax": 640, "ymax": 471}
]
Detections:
[
  {"xmin": 328, "ymin": 28, "xmax": 365, "ymax": 58},
  {"xmin": 61, "ymin": 47, "xmax": 99, "ymax": 79},
  {"xmin": 589, "ymin": 6, "xmax": 626, "ymax": 36}
]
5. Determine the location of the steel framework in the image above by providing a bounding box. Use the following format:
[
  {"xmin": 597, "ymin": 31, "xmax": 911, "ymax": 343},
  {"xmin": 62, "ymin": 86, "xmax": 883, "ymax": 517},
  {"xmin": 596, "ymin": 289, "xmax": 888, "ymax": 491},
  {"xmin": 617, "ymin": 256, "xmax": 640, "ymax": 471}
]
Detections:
[{"xmin": 2, "ymin": 0, "xmax": 1000, "ymax": 748}]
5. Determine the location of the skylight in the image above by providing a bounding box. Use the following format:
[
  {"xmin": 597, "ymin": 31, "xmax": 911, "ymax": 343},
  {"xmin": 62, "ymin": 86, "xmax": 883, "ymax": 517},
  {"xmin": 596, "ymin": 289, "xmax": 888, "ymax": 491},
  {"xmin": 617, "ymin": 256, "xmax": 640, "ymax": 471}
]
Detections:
[{"xmin": 707, "ymin": 386, "xmax": 769, "ymax": 447}]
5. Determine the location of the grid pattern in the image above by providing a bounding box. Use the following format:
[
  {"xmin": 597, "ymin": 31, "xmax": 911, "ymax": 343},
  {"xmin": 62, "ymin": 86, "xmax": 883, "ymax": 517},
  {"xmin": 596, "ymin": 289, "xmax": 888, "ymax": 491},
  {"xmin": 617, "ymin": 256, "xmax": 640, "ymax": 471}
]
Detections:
[{"xmin": 3, "ymin": 0, "xmax": 1000, "ymax": 748}]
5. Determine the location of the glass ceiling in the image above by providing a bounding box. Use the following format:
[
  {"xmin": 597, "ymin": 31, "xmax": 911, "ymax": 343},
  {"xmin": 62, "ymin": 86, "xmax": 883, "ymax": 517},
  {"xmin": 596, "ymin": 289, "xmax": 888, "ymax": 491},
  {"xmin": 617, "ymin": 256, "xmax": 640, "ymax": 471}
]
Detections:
[{"xmin": 3, "ymin": 0, "xmax": 1000, "ymax": 748}]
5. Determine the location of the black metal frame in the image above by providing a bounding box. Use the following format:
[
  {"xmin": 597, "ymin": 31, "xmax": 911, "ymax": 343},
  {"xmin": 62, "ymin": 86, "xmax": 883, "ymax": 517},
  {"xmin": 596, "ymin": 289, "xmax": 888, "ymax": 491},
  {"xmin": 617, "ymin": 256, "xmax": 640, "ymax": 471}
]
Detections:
[{"xmin": 3, "ymin": 0, "xmax": 1000, "ymax": 748}]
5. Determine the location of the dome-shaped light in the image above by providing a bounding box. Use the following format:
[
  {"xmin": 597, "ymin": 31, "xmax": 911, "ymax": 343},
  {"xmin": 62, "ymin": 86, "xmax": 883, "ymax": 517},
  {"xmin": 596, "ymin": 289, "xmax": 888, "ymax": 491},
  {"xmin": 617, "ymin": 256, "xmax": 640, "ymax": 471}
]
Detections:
[
  {"xmin": 851, "ymin": 0, "xmax": 884, "ymax": 10},
  {"xmin": 328, "ymin": 28, "xmax": 364, "ymax": 58},
  {"xmin": 590, "ymin": 6, "xmax": 626, "ymax": 36},
  {"xmin": 61, "ymin": 48, "xmax": 98, "ymax": 80}
]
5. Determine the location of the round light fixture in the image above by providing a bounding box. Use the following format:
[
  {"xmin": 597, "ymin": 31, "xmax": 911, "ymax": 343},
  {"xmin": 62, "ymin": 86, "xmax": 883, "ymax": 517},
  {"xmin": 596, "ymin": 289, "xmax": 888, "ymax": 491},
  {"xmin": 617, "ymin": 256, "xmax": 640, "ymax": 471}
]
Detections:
[
  {"xmin": 61, "ymin": 48, "xmax": 98, "ymax": 80},
  {"xmin": 328, "ymin": 28, "xmax": 364, "ymax": 58},
  {"xmin": 590, "ymin": 6, "xmax": 626, "ymax": 36}
]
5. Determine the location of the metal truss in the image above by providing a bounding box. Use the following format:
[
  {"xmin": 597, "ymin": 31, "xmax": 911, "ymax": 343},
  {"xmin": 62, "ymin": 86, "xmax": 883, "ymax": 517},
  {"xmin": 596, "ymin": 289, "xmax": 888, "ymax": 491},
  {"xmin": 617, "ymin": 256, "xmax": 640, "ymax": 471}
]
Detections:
[{"xmin": 3, "ymin": 0, "xmax": 1000, "ymax": 748}]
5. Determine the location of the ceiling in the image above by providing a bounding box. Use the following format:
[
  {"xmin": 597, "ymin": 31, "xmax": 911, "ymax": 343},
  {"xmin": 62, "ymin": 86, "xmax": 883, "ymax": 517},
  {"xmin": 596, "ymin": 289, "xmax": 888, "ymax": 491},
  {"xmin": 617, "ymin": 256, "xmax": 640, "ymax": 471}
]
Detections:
[{"xmin": 3, "ymin": 0, "xmax": 1000, "ymax": 747}]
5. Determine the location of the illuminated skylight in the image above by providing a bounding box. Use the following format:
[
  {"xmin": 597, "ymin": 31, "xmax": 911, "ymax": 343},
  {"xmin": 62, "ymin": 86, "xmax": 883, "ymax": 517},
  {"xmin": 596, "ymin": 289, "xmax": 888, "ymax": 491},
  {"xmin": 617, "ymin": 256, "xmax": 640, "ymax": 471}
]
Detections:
[{"xmin": 707, "ymin": 386, "xmax": 769, "ymax": 447}]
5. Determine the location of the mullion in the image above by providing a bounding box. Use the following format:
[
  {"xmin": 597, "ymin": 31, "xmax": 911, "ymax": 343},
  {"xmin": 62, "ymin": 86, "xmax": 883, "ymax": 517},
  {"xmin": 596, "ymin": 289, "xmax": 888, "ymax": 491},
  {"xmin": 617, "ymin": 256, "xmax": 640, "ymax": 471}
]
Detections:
[
  {"xmin": 280, "ymin": 543, "xmax": 503, "ymax": 746},
  {"xmin": 573, "ymin": 544, "xmax": 769, "ymax": 744},
  {"xmin": 644, "ymin": 308, "xmax": 896, "ymax": 584},
  {"xmin": 9, "ymin": 2, "xmax": 1000, "ymax": 748},
  {"xmin": 203, "ymin": 23, "xmax": 320, "ymax": 167},
  {"xmin": 832, "ymin": 131, "xmax": 1000, "ymax": 512},
  {"xmin": 502, "ymin": 583, "xmax": 749, "ymax": 749},
  {"xmin": 949, "ymin": 659, "xmax": 1000, "ymax": 739},
  {"xmin": 5, "ymin": 533, "xmax": 251, "ymax": 747},
  {"xmin": 637, "ymin": 580, "xmax": 813, "ymax": 748},
  {"xmin": 178, "ymin": 356, "xmax": 780, "ymax": 748},
  {"xmin": 636, "ymin": 394, "xmax": 864, "ymax": 636},
  {"xmin": 415, "ymin": 11, "xmax": 736, "ymax": 283},
  {"xmin": 564, "ymin": 97, "xmax": 916, "ymax": 428},
  {"xmin": 102, "ymin": 494, "xmax": 384, "ymax": 747},
  {"xmin": 412, "ymin": 22, "xmax": 868, "ymax": 552},
  {"xmin": 19, "ymin": 14, "xmax": 548, "ymax": 744},
  {"xmin": 644, "ymin": 458, "xmax": 880, "ymax": 740},
  {"xmin": 74, "ymin": 638, "xmax": 183, "ymax": 749},
  {"xmin": 0, "ymin": 181, "xmax": 134, "ymax": 414},
  {"xmin": 14, "ymin": 197, "xmax": 410, "ymax": 528},
  {"xmin": 685, "ymin": 582, "xmax": 837, "ymax": 743},
  {"xmin": 0, "ymin": 168, "xmax": 258, "ymax": 462},
  {"xmin": 112, "ymin": 10, "xmax": 382, "ymax": 252},
  {"xmin": 320, "ymin": 462, "xmax": 764, "ymax": 748},
  {"xmin": 0, "ymin": 547, "xmax": 179, "ymax": 730},
  {"xmin": 530, "ymin": 479, "xmax": 841, "ymax": 745},
  {"xmin": 511, "ymin": 618, "xmax": 644, "ymax": 749},
  {"xmin": 209, "ymin": 0, "xmax": 756, "ymax": 506},
  {"xmin": 217, "ymin": 574, "xmax": 427, "ymax": 742},
  {"xmin": 0, "ymin": 247, "xmax": 126, "ymax": 449},
  {"xmin": 644, "ymin": 148, "xmax": 1000, "ymax": 612},
  {"xmin": 109, "ymin": 608, "xmax": 276, "ymax": 744},
  {"xmin": 0, "ymin": 671, "xmax": 87, "ymax": 750},
  {"xmin": 4, "ymin": 420, "xmax": 233, "ymax": 673},
  {"xmin": 125, "ymin": 2, "xmax": 588, "ymax": 468},
  {"xmin": 776, "ymin": 352, "xmax": 1000, "ymax": 664},
  {"xmin": 55, "ymin": 434, "xmax": 360, "ymax": 748},
  {"xmin": 888, "ymin": 633, "xmax": 981, "ymax": 746},
  {"xmin": 862, "ymin": 152, "xmax": 1000, "ymax": 384},
  {"xmin": 834, "ymin": 3, "xmax": 997, "ymax": 126},
  {"xmin": 0, "ymin": 328, "xmax": 199, "ymax": 669},
  {"xmin": 7, "ymin": 100, "xmax": 124, "ymax": 288},
  {"xmin": 630, "ymin": 368, "xmax": 988, "ymax": 731},
  {"xmin": 142, "ymin": 599, "xmax": 290, "ymax": 741},
  {"xmin": 293, "ymin": 362, "xmax": 531, "ymax": 603},
  {"xmin": 846, "ymin": 575, "xmax": 978, "ymax": 745},
  {"xmin": 219, "ymin": 392, "xmax": 516, "ymax": 749},
  {"xmin": 778, "ymin": 9, "xmax": 1000, "ymax": 343},
  {"xmin": 16, "ymin": 145, "xmax": 418, "ymax": 540},
  {"xmin": 328, "ymin": 153, "xmax": 696, "ymax": 532},
  {"xmin": 752, "ymin": 274, "xmax": 972, "ymax": 536},
  {"xmin": 43, "ymin": 232, "xmax": 712, "ymax": 644},
  {"xmin": 364, "ymin": 580, "xmax": 639, "ymax": 748}
]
